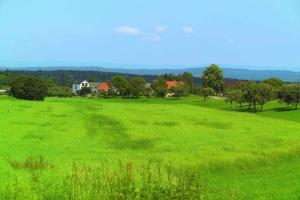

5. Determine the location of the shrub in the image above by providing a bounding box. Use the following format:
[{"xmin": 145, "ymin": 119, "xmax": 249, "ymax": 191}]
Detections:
[
  {"xmin": 198, "ymin": 87, "xmax": 215, "ymax": 101},
  {"xmin": 10, "ymin": 76, "xmax": 48, "ymax": 101},
  {"xmin": 172, "ymin": 84, "xmax": 189, "ymax": 98},
  {"xmin": 78, "ymin": 87, "xmax": 92, "ymax": 96},
  {"xmin": 152, "ymin": 78, "xmax": 168, "ymax": 98},
  {"xmin": 48, "ymin": 86, "xmax": 72, "ymax": 97}
]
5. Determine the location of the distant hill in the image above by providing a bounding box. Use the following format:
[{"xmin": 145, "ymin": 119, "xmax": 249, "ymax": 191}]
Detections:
[{"xmin": 2, "ymin": 66, "xmax": 300, "ymax": 82}]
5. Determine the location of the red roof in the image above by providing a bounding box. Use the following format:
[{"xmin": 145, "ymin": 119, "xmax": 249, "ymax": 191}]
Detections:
[
  {"xmin": 97, "ymin": 82, "xmax": 110, "ymax": 91},
  {"xmin": 166, "ymin": 81, "xmax": 183, "ymax": 88}
]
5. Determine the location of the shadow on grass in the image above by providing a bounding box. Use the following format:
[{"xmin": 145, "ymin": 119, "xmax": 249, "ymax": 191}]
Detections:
[
  {"xmin": 86, "ymin": 114, "xmax": 156, "ymax": 151},
  {"xmin": 272, "ymin": 107, "xmax": 298, "ymax": 112}
]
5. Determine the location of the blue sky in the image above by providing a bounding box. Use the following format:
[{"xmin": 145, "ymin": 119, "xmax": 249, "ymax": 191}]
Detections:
[{"xmin": 0, "ymin": 0, "xmax": 300, "ymax": 69}]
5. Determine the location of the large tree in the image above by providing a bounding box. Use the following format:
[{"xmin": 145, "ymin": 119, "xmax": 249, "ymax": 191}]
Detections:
[
  {"xmin": 225, "ymin": 89, "xmax": 244, "ymax": 108},
  {"xmin": 128, "ymin": 77, "xmax": 146, "ymax": 98},
  {"xmin": 201, "ymin": 64, "xmax": 224, "ymax": 94},
  {"xmin": 10, "ymin": 76, "xmax": 48, "ymax": 101},
  {"xmin": 180, "ymin": 72, "xmax": 195, "ymax": 94},
  {"xmin": 152, "ymin": 78, "xmax": 168, "ymax": 98},
  {"xmin": 110, "ymin": 76, "xmax": 129, "ymax": 96},
  {"xmin": 241, "ymin": 81, "xmax": 260, "ymax": 110},
  {"xmin": 278, "ymin": 84, "xmax": 300, "ymax": 109},
  {"xmin": 257, "ymin": 83, "xmax": 275, "ymax": 109}
]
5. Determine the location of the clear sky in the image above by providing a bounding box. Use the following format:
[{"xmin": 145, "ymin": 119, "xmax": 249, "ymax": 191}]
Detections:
[{"xmin": 0, "ymin": 0, "xmax": 300, "ymax": 69}]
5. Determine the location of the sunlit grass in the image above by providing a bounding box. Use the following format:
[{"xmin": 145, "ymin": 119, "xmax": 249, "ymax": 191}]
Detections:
[{"xmin": 1, "ymin": 95, "xmax": 300, "ymax": 199}]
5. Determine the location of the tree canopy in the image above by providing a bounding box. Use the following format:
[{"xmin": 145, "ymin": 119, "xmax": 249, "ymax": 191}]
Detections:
[
  {"xmin": 10, "ymin": 76, "xmax": 48, "ymax": 101},
  {"xmin": 201, "ymin": 64, "xmax": 224, "ymax": 94}
]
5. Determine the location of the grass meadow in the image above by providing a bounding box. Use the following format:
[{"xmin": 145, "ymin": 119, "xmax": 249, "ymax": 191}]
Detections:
[{"xmin": 1, "ymin": 95, "xmax": 300, "ymax": 199}]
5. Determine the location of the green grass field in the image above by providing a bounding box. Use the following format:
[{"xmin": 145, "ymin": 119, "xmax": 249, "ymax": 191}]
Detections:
[{"xmin": 1, "ymin": 95, "xmax": 300, "ymax": 199}]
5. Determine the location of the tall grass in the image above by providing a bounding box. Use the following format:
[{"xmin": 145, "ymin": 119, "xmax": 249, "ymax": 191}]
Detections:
[{"xmin": 2, "ymin": 158, "xmax": 203, "ymax": 200}]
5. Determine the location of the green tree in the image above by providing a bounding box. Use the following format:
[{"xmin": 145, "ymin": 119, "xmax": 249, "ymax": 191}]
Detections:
[
  {"xmin": 278, "ymin": 84, "xmax": 300, "ymax": 109},
  {"xmin": 225, "ymin": 89, "xmax": 244, "ymax": 108},
  {"xmin": 152, "ymin": 78, "xmax": 168, "ymax": 98},
  {"xmin": 128, "ymin": 77, "xmax": 146, "ymax": 98},
  {"xmin": 257, "ymin": 83, "xmax": 275, "ymax": 109},
  {"xmin": 241, "ymin": 81, "xmax": 260, "ymax": 110},
  {"xmin": 78, "ymin": 87, "xmax": 92, "ymax": 96},
  {"xmin": 201, "ymin": 64, "xmax": 224, "ymax": 94},
  {"xmin": 199, "ymin": 87, "xmax": 215, "ymax": 101},
  {"xmin": 172, "ymin": 84, "xmax": 189, "ymax": 98},
  {"xmin": 110, "ymin": 76, "xmax": 128, "ymax": 96},
  {"xmin": 10, "ymin": 76, "xmax": 48, "ymax": 101},
  {"xmin": 262, "ymin": 78, "xmax": 283, "ymax": 88},
  {"xmin": 180, "ymin": 72, "xmax": 195, "ymax": 94}
]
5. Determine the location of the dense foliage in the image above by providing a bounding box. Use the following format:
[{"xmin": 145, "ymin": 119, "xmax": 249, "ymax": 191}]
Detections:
[
  {"xmin": 225, "ymin": 80, "xmax": 300, "ymax": 111},
  {"xmin": 48, "ymin": 86, "xmax": 72, "ymax": 97},
  {"xmin": 198, "ymin": 87, "xmax": 215, "ymax": 101},
  {"xmin": 10, "ymin": 77, "xmax": 48, "ymax": 101},
  {"xmin": 278, "ymin": 84, "xmax": 300, "ymax": 109},
  {"xmin": 128, "ymin": 77, "xmax": 147, "ymax": 98},
  {"xmin": 78, "ymin": 87, "xmax": 92, "ymax": 97},
  {"xmin": 201, "ymin": 64, "xmax": 224, "ymax": 94},
  {"xmin": 151, "ymin": 78, "xmax": 168, "ymax": 98}
]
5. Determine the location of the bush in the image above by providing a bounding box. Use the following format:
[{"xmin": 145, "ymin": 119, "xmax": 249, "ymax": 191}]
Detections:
[
  {"xmin": 48, "ymin": 86, "xmax": 72, "ymax": 97},
  {"xmin": 10, "ymin": 76, "xmax": 48, "ymax": 101},
  {"xmin": 198, "ymin": 87, "xmax": 215, "ymax": 101},
  {"xmin": 152, "ymin": 78, "xmax": 168, "ymax": 98},
  {"xmin": 78, "ymin": 87, "xmax": 92, "ymax": 96},
  {"xmin": 172, "ymin": 84, "xmax": 189, "ymax": 98}
]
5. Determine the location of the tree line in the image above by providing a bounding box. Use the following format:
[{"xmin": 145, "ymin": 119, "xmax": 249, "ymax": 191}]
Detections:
[
  {"xmin": 225, "ymin": 78, "xmax": 300, "ymax": 110},
  {"xmin": 5, "ymin": 64, "xmax": 300, "ymax": 111}
]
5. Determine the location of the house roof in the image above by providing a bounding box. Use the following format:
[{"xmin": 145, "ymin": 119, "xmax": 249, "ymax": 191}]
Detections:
[
  {"xmin": 166, "ymin": 81, "xmax": 183, "ymax": 88},
  {"xmin": 89, "ymin": 82, "xmax": 102, "ymax": 87},
  {"xmin": 97, "ymin": 82, "xmax": 110, "ymax": 91},
  {"xmin": 73, "ymin": 80, "xmax": 88, "ymax": 84}
]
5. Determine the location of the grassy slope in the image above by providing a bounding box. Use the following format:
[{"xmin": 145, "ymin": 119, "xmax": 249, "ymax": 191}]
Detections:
[{"xmin": 0, "ymin": 95, "xmax": 300, "ymax": 199}]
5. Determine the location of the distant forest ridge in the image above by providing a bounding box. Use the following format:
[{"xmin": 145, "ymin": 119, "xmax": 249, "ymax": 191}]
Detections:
[{"xmin": 2, "ymin": 66, "xmax": 300, "ymax": 82}]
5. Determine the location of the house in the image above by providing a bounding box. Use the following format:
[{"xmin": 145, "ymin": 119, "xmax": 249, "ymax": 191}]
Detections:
[
  {"xmin": 166, "ymin": 81, "xmax": 183, "ymax": 89},
  {"xmin": 0, "ymin": 89, "xmax": 7, "ymax": 94},
  {"xmin": 166, "ymin": 81, "xmax": 184, "ymax": 97},
  {"xmin": 72, "ymin": 80, "xmax": 89, "ymax": 94},
  {"xmin": 97, "ymin": 82, "xmax": 110, "ymax": 92},
  {"xmin": 72, "ymin": 80, "xmax": 105, "ymax": 94},
  {"xmin": 89, "ymin": 82, "xmax": 103, "ymax": 93}
]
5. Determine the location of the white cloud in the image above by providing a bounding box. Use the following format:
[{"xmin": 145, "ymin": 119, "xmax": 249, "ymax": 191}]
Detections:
[
  {"xmin": 115, "ymin": 25, "xmax": 163, "ymax": 42},
  {"xmin": 155, "ymin": 26, "xmax": 167, "ymax": 33},
  {"xmin": 182, "ymin": 26, "xmax": 194, "ymax": 34},
  {"xmin": 115, "ymin": 26, "xmax": 142, "ymax": 36}
]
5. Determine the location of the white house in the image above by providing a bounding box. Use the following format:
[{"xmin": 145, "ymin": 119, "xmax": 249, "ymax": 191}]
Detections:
[
  {"xmin": 72, "ymin": 80, "xmax": 103, "ymax": 94},
  {"xmin": 72, "ymin": 80, "xmax": 89, "ymax": 94}
]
